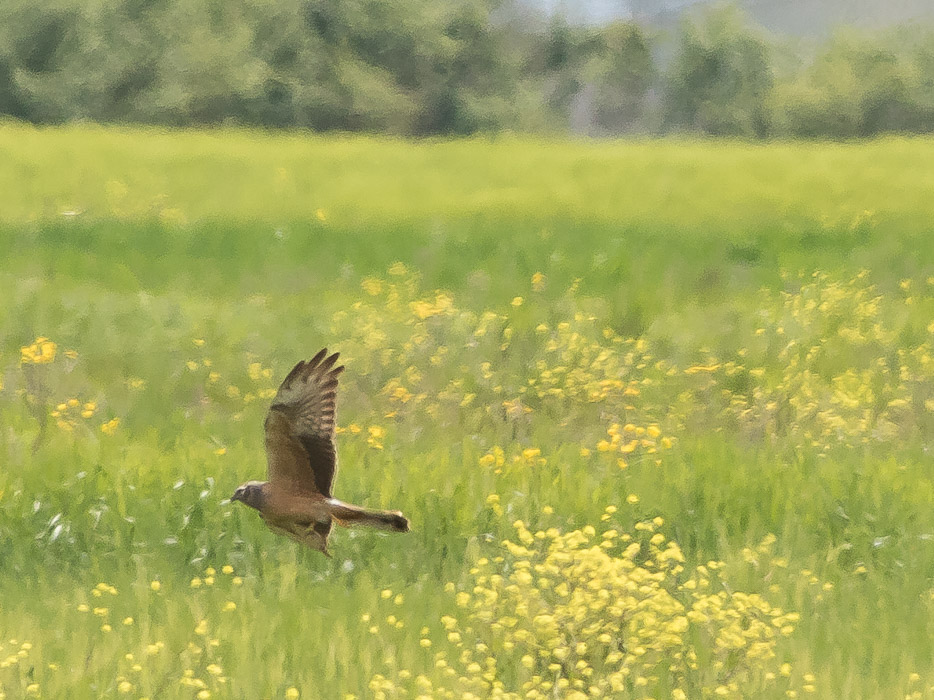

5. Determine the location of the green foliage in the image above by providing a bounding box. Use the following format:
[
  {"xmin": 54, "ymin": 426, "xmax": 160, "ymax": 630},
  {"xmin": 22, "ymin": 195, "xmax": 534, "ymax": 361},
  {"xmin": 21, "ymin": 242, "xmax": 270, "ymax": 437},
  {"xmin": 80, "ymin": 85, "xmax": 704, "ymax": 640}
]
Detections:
[
  {"xmin": 3, "ymin": 0, "xmax": 934, "ymax": 138},
  {"xmin": 591, "ymin": 22, "xmax": 655, "ymax": 133},
  {"xmin": 771, "ymin": 33, "xmax": 929, "ymax": 138},
  {"xmin": 0, "ymin": 0, "xmax": 518, "ymax": 134},
  {"xmin": 913, "ymin": 33, "xmax": 934, "ymax": 120},
  {"xmin": 664, "ymin": 6, "xmax": 773, "ymax": 137}
]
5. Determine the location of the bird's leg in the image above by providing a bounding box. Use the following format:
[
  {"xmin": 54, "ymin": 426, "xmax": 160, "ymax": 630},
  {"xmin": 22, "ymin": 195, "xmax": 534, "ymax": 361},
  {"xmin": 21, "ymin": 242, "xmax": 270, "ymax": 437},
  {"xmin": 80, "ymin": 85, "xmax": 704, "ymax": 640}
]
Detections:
[
  {"xmin": 264, "ymin": 521, "xmax": 331, "ymax": 556},
  {"xmin": 299, "ymin": 522, "xmax": 332, "ymax": 558}
]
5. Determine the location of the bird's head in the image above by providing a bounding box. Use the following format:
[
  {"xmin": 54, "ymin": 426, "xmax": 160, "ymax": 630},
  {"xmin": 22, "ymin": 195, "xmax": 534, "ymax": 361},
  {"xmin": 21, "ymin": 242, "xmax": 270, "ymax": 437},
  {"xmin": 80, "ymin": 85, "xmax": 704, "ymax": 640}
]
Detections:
[{"xmin": 230, "ymin": 481, "xmax": 267, "ymax": 511}]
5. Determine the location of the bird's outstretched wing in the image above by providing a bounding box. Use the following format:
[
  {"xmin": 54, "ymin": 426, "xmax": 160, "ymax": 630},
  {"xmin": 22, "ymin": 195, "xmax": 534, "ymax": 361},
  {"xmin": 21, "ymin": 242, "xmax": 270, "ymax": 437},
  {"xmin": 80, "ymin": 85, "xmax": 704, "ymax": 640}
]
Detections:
[{"xmin": 264, "ymin": 349, "xmax": 344, "ymax": 497}]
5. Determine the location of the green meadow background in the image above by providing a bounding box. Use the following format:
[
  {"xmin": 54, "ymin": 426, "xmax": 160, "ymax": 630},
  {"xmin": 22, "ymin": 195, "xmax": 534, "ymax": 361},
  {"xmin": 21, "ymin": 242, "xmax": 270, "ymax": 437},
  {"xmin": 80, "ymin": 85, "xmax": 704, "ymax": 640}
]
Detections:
[{"xmin": 3, "ymin": 124, "xmax": 934, "ymax": 698}]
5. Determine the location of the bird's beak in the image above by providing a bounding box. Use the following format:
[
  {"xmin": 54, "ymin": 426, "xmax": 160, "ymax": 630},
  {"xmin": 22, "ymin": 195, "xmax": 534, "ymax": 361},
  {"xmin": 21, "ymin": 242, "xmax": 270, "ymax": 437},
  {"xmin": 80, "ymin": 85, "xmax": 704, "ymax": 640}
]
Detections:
[{"xmin": 229, "ymin": 492, "xmax": 242, "ymax": 503}]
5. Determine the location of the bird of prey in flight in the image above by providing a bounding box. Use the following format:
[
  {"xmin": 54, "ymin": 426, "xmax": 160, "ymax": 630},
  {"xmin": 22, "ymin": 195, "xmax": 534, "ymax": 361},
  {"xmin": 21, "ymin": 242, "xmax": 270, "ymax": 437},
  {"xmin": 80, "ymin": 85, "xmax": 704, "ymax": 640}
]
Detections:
[{"xmin": 231, "ymin": 349, "xmax": 409, "ymax": 555}]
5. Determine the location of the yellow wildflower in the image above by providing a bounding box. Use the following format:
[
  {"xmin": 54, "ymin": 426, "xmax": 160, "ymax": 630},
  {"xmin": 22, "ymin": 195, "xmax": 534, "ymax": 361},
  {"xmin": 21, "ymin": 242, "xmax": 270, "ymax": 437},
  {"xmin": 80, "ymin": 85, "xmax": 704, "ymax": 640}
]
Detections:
[{"xmin": 21, "ymin": 337, "xmax": 57, "ymax": 364}]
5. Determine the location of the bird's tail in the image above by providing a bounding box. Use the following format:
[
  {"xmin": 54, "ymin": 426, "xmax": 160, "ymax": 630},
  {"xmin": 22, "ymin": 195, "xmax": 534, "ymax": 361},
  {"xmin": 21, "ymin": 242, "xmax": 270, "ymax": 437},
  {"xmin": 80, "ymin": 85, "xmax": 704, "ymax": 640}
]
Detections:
[{"xmin": 326, "ymin": 499, "xmax": 410, "ymax": 532}]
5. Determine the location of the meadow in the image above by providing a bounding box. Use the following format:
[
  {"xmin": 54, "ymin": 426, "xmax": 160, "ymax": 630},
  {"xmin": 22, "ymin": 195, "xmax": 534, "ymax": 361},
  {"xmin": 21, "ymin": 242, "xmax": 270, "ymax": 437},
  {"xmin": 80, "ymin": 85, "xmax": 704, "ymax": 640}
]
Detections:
[{"xmin": 2, "ymin": 124, "xmax": 934, "ymax": 698}]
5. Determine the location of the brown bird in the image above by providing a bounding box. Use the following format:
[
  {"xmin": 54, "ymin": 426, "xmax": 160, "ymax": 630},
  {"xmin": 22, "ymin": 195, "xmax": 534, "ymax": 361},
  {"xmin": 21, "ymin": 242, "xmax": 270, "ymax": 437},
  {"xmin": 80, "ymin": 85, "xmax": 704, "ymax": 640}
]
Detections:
[{"xmin": 231, "ymin": 348, "xmax": 409, "ymax": 555}]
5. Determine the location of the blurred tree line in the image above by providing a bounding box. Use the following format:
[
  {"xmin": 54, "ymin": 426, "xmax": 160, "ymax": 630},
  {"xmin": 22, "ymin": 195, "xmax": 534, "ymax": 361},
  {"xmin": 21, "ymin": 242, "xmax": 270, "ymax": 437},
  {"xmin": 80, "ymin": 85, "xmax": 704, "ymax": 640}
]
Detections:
[{"xmin": 1, "ymin": 0, "xmax": 934, "ymax": 138}]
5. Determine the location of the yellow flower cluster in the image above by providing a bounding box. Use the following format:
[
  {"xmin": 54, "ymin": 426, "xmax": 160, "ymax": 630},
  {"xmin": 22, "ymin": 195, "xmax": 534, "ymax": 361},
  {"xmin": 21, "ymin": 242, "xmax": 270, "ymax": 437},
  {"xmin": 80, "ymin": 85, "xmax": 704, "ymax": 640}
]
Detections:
[
  {"xmin": 740, "ymin": 534, "xmax": 836, "ymax": 605},
  {"xmin": 247, "ymin": 362, "xmax": 274, "ymax": 382},
  {"xmin": 367, "ymin": 511, "xmax": 808, "ymax": 699},
  {"xmin": 899, "ymin": 671, "xmax": 934, "ymax": 700},
  {"xmin": 335, "ymin": 266, "xmax": 934, "ymax": 461},
  {"xmin": 25, "ymin": 266, "xmax": 934, "ymax": 470},
  {"xmin": 0, "ymin": 639, "xmax": 33, "ymax": 670},
  {"xmin": 531, "ymin": 272, "xmax": 546, "ymax": 293},
  {"xmin": 382, "ymin": 377, "xmax": 427, "ymax": 407},
  {"xmin": 20, "ymin": 337, "xmax": 57, "ymax": 364},
  {"xmin": 126, "ymin": 376, "xmax": 147, "ymax": 390},
  {"xmin": 367, "ymin": 425, "xmax": 387, "ymax": 450},
  {"xmin": 477, "ymin": 445, "xmax": 546, "ymax": 472},
  {"xmin": 328, "ymin": 268, "xmax": 673, "ymax": 447},
  {"xmin": 411, "ymin": 292, "xmax": 455, "ymax": 321},
  {"xmin": 59, "ymin": 567, "xmax": 246, "ymax": 699},
  {"xmin": 525, "ymin": 327, "xmax": 651, "ymax": 406},
  {"xmin": 691, "ymin": 271, "xmax": 934, "ymax": 450},
  {"xmin": 595, "ymin": 422, "xmax": 673, "ymax": 469},
  {"xmin": 183, "ymin": 344, "xmax": 279, "ymax": 414},
  {"xmin": 50, "ymin": 397, "xmax": 98, "ymax": 431},
  {"xmin": 334, "ymin": 422, "xmax": 396, "ymax": 450},
  {"xmin": 478, "ymin": 447, "xmax": 506, "ymax": 470},
  {"xmin": 326, "ymin": 267, "xmax": 698, "ymax": 469}
]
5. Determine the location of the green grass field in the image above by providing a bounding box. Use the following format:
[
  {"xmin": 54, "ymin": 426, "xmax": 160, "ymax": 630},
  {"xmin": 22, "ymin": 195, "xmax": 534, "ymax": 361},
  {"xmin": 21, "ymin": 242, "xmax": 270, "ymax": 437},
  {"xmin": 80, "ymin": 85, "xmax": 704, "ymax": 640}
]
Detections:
[{"xmin": 3, "ymin": 123, "xmax": 934, "ymax": 699}]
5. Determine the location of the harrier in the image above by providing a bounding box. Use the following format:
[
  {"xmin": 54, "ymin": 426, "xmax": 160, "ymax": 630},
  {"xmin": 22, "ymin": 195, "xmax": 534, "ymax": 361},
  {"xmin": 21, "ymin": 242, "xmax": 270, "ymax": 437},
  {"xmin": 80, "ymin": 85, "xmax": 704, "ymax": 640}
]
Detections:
[{"xmin": 231, "ymin": 349, "xmax": 409, "ymax": 555}]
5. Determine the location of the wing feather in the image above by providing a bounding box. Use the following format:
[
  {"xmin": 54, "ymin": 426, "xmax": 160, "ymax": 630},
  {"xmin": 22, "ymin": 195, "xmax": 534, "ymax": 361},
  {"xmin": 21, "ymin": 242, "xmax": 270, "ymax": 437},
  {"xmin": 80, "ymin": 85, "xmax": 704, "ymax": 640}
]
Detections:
[{"xmin": 264, "ymin": 349, "xmax": 344, "ymax": 497}]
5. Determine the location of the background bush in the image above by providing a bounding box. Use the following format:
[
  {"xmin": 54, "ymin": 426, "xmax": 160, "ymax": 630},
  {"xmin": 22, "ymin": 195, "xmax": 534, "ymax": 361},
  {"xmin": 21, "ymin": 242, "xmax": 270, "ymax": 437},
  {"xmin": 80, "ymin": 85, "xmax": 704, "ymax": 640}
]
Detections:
[{"xmin": 2, "ymin": 0, "xmax": 934, "ymax": 138}]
